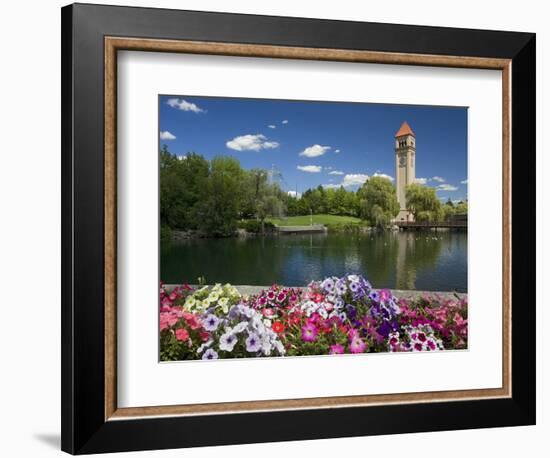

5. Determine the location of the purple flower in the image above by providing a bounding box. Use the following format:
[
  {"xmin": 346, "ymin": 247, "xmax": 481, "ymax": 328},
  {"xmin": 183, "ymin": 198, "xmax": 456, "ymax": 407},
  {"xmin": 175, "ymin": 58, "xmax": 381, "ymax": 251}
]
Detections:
[
  {"xmin": 345, "ymin": 304, "xmax": 357, "ymax": 320},
  {"xmin": 369, "ymin": 291, "xmax": 380, "ymax": 302},
  {"xmin": 203, "ymin": 314, "xmax": 220, "ymax": 331},
  {"xmin": 377, "ymin": 321, "xmax": 392, "ymax": 338},
  {"xmin": 245, "ymin": 333, "xmax": 262, "ymax": 352},
  {"xmin": 202, "ymin": 348, "xmax": 218, "ymax": 360},
  {"xmin": 329, "ymin": 344, "xmax": 345, "ymax": 355},
  {"xmin": 301, "ymin": 323, "xmax": 318, "ymax": 342}
]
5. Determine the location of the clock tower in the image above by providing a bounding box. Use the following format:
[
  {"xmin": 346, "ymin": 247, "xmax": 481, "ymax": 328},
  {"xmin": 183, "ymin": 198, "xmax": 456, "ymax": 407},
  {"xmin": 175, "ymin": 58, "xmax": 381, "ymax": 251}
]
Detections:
[{"xmin": 395, "ymin": 121, "xmax": 416, "ymax": 221}]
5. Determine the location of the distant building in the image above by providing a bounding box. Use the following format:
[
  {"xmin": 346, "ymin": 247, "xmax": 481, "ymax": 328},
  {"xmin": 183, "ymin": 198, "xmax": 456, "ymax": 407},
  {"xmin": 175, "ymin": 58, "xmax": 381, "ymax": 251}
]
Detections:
[{"xmin": 394, "ymin": 121, "xmax": 416, "ymax": 222}]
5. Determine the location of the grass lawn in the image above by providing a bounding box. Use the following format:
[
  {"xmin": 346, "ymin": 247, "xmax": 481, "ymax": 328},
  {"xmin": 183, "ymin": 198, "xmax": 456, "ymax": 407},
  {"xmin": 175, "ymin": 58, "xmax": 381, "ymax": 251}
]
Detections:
[{"xmin": 268, "ymin": 214, "xmax": 362, "ymax": 226}]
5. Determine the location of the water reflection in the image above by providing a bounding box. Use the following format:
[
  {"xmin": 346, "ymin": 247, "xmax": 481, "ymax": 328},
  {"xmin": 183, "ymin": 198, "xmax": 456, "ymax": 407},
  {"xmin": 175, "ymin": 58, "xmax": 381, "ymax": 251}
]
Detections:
[{"xmin": 161, "ymin": 230, "xmax": 467, "ymax": 292}]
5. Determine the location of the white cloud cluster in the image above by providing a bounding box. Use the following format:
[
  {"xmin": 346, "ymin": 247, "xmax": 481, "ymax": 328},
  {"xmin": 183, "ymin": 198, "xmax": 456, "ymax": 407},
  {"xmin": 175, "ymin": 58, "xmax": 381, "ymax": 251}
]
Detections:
[
  {"xmin": 299, "ymin": 144, "xmax": 331, "ymax": 158},
  {"xmin": 226, "ymin": 134, "xmax": 279, "ymax": 152},
  {"xmin": 372, "ymin": 172, "xmax": 394, "ymax": 182},
  {"xmin": 436, "ymin": 184, "xmax": 458, "ymax": 192},
  {"xmin": 160, "ymin": 130, "xmax": 176, "ymax": 140},
  {"xmin": 328, "ymin": 170, "xmax": 344, "ymax": 176},
  {"xmin": 287, "ymin": 190, "xmax": 302, "ymax": 198},
  {"xmin": 297, "ymin": 165, "xmax": 322, "ymax": 173},
  {"xmin": 268, "ymin": 125, "xmax": 276, "ymax": 129},
  {"xmin": 461, "ymin": 179, "xmax": 468, "ymax": 184},
  {"xmin": 166, "ymin": 98, "xmax": 205, "ymax": 113},
  {"xmin": 282, "ymin": 120, "xmax": 289, "ymax": 124},
  {"xmin": 334, "ymin": 149, "xmax": 341, "ymax": 153},
  {"xmin": 414, "ymin": 177, "xmax": 428, "ymax": 185},
  {"xmin": 431, "ymin": 176, "xmax": 445, "ymax": 183},
  {"xmin": 342, "ymin": 174, "xmax": 369, "ymax": 187}
]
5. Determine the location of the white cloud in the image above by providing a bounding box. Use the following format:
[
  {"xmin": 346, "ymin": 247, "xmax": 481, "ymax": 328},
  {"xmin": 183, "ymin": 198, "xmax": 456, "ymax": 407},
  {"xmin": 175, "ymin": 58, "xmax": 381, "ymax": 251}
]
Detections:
[
  {"xmin": 342, "ymin": 174, "xmax": 369, "ymax": 188},
  {"xmin": 373, "ymin": 172, "xmax": 394, "ymax": 182},
  {"xmin": 268, "ymin": 125, "xmax": 276, "ymax": 129},
  {"xmin": 436, "ymin": 184, "xmax": 458, "ymax": 192},
  {"xmin": 160, "ymin": 130, "xmax": 176, "ymax": 140},
  {"xmin": 322, "ymin": 184, "xmax": 341, "ymax": 189},
  {"xmin": 297, "ymin": 165, "xmax": 322, "ymax": 173},
  {"xmin": 329, "ymin": 170, "xmax": 344, "ymax": 176},
  {"xmin": 299, "ymin": 144, "xmax": 331, "ymax": 158},
  {"xmin": 177, "ymin": 155, "xmax": 187, "ymax": 161},
  {"xmin": 226, "ymin": 134, "xmax": 279, "ymax": 152},
  {"xmin": 166, "ymin": 98, "xmax": 205, "ymax": 113},
  {"xmin": 461, "ymin": 179, "xmax": 468, "ymax": 184},
  {"xmin": 282, "ymin": 120, "xmax": 289, "ymax": 124},
  {"xmin": 334, "ymin": 149, "xmax": 341, "ymax": 153},
  {"xmin": 431, "ymin": 176, "xmax": 445, "ymax": 183},
  {"xmin": 414, "ymin": 177, "xmax": 428, "ymax": 185},
  {"xmin": 287, "ymin": 190, "xmax": 302, "ymax": 198}
]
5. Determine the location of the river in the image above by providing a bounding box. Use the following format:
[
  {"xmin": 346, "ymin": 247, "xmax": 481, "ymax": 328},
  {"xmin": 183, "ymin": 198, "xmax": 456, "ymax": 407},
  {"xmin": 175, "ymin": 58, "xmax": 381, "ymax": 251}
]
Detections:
[{"xmin": 160, "ymin": 230, "xmax": 467, "ymax": 292}]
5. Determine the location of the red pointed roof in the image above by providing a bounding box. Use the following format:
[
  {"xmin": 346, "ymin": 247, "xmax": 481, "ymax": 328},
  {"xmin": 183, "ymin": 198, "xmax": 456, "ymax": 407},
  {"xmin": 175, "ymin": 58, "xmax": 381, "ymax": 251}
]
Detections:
[{"xmin": 395, "ymin": 121, "xmax": 415, "ymax": 137}]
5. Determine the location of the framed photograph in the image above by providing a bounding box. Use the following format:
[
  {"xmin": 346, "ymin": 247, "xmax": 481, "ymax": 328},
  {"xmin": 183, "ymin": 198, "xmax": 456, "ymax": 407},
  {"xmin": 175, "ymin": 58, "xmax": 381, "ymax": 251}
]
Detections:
[{"xmin": 61, "ymin": 3, "xmax": 536, "ymax": 454}]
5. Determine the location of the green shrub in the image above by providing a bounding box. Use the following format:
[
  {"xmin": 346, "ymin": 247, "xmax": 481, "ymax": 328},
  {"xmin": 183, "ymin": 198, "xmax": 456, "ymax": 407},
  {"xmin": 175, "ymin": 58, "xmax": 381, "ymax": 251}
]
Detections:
[
  {"xmin": 160, "ymin": 224, "xmax": 172, "ymax": 242},
  {"xmin": 238, "ymin": 220, "xmax": 276, "ymax": 233}
]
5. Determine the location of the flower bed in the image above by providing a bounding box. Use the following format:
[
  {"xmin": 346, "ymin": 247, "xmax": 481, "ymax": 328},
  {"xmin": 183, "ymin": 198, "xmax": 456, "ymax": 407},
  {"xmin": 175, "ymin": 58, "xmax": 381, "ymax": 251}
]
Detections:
[{"xmin": 159, "ymin": 275, "xmax": 467, "ymax": 361}]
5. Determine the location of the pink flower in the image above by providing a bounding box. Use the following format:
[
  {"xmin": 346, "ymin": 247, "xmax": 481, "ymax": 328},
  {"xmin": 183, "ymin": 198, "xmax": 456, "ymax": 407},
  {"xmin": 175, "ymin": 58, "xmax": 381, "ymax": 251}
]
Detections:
[
  {"xmin": 301, "ymin": 323, "xmax": 318, "ymax": 342},
  {"xmin": 186, "ymin": 314, "xmax": 202, "ymax": 330},
  {"xmin": 453, "ymin": 312, "xmax": 466, "ymax": 327},
  {"xmin": 160, "ymin": 312, "xmax": 178, "ymax": 330},
  {"xmin": 276, "ymin": 292, "xmax": 287, "ymax": 302},
  {"xmin": 329, "ymin": 344, "xmax": 345, "ymax": 355},
  {"xmin": 263, "ymin": 308, "xmax": 274, "ymax": 317},
  {"xmin": 349, "ymin": 336, "xmax": 366, "ymax": 353},
  {"xmin": 379, "ymin": 289, "xmax": 391, "ymax": 303},
  {"xmin": 175, "ymin": 328, "xmax": 189, "ymax": 342}
]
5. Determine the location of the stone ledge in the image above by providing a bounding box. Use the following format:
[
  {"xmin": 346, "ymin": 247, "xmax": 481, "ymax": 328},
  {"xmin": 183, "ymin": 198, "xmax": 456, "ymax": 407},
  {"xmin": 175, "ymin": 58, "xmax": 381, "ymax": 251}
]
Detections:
[{"xmin": 164, "ymin": 284, "xmax": 467, "ymax": 300}]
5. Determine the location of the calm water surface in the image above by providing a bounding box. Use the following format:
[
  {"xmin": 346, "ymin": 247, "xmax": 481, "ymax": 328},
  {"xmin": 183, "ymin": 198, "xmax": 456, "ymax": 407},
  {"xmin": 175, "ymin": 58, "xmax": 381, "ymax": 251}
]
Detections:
[{"xmin": 161, "ymin": 231, "xmax": 467, "ymax": 292}]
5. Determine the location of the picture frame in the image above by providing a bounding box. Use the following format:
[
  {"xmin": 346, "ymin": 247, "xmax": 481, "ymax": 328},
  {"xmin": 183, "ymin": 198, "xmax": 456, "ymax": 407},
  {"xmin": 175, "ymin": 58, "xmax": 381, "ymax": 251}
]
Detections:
[{"xmin": 61, "ymin": 3, "xmax": 536, "ymax": 454}]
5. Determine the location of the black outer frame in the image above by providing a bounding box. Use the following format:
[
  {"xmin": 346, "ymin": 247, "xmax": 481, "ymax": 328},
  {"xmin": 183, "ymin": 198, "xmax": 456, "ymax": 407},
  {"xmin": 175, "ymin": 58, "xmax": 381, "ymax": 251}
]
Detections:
[{"xmin": 61, "ymin": 3, "xmax": 536, "ymax": 454}]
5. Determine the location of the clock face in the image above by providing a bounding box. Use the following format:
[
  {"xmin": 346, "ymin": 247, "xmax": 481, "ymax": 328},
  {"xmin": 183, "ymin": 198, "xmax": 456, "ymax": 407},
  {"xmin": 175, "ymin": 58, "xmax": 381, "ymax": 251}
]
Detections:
[{"xmin": 399, "ymin": 155, "xmax": 407, "ymax": 167}]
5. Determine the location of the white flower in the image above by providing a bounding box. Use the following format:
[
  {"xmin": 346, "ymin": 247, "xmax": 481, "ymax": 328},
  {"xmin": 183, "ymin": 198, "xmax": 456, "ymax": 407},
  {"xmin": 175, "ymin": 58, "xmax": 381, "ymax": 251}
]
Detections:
[
  {"xmin": 273, "ymin": 340, "xmax": 285, "ymax": 355},
  {"xmin": 219, "ymin": 332, "xmax": 238, "ymax": 352},
  {"xmin": 263, "ymin": 319, "xmax": 272, "ymax": 328},
  {"xmin": 208, "ymin": 292, "xmax": 219, "ymax": 302},
  {"xmin": 184, "ymin": 297, "xmax": 196, "ymax": 308},
  {"xmin": 218, "ymin": 297, "xmax": 229, "ymax": 313},
  {"xmin": 232, "ymin": 321, "xmax": 248, "ymax": 334},
  {"xmin": 197, "ymin": 339, "xmax": 213, "ymax": 354}
]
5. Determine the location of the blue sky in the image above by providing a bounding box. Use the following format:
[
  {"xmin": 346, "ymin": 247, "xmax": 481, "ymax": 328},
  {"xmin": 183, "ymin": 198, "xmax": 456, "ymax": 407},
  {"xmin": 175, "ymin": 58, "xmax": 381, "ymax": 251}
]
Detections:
[{"xmin": 159, "ymin": 95, "xmax": 468, "ymax": 202}]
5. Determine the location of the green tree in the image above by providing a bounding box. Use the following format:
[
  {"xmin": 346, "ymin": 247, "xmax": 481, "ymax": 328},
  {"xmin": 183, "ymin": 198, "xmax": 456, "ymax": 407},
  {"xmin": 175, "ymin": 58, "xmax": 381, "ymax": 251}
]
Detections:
[
  {"xmin": 405, "ymin": 183, "xmax": 442, "ymax": 222},
  {"xmin": 159, "ymin": 147, "xmax": 209, "ymax": 230},
  {"xmin": 357, "ymin": 176, "xmax": 400, "ymax": 227},
  {"xmin": 196, "ymin": 156, "xmax": 245, "ymax": 236}
]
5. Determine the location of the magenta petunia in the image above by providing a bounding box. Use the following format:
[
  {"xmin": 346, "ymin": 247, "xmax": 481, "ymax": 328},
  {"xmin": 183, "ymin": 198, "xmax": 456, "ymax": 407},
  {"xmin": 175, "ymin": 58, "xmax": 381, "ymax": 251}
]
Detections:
[
  {"xmin": 329, "ymin": 344, "xmax": 345, "ymax": 355},
  {"xmin": 301, "ymin": 323, "xmax": 318, "ymax": 342}
]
